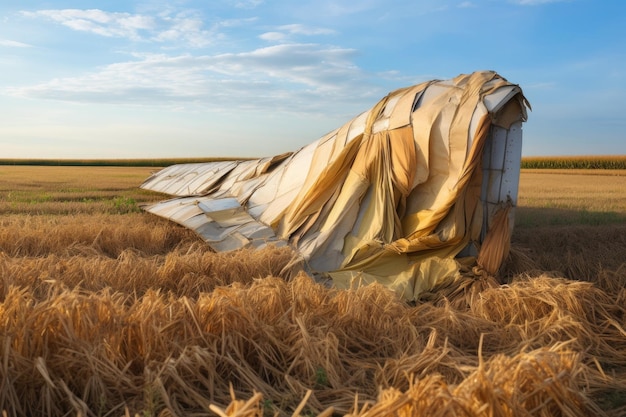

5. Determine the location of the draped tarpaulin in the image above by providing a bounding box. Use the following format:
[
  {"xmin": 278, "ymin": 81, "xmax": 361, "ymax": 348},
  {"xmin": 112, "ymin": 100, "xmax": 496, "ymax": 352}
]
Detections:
[{"xmin": 141, "ymin": 71, "xmax": 530, "ymax": 300}]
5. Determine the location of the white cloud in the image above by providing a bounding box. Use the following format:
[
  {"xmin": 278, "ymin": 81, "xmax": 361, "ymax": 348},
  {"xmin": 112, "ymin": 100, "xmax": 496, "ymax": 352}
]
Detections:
[
  {"xmin": 457, "ymin": 1, "xmax": 476, "ymax": 7},
  {"xmin": 5, "ymin": 44, "xmax": 374, "ymax": 114},
  {"xmin": 23, "ymin": 9, "xmax": 154, "ymax": 40},
  {"xmin": 277, "ymin": 24, "xmax": 336, "ymax": 36},
  {"xmin": 22, "ymin": 8, "xmax": 216, "ymax": 47},
  {"xmin": 155, "ymin": 13, "xmax": 215, "ymax": 47},
  {"xmin": 0, "ymin": 39, "xmax": 32, "ymax": 48},
  {"xmin": 215, "ymin": 17, "xmax": 258, "ymax": 28},
  {"xmin": 259, "ymin": 24, "xmax": 335, "ymax": 43},
  {"xmin": 259, "ymin": 32, "xmax": 286, "ymax": 41}
]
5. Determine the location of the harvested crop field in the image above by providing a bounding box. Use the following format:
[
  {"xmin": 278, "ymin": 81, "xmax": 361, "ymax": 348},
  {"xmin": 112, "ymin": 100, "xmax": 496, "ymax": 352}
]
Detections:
[{"xmin": 1, "ymin": 165, "xmax": 625, "ymax": 416}]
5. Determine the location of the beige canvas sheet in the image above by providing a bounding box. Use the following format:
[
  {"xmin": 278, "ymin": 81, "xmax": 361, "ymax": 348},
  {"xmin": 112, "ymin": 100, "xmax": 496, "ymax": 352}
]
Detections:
[{"xmin": 141, "ymin": 71, "xmax": 529, "ymax": 300}]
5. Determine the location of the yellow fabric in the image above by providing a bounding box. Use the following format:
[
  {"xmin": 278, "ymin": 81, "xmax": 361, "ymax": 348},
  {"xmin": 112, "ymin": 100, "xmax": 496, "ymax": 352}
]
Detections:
[
  {"xmin": 477, "ymin": 204, "xmax": 513, "ymax": 275},
  {"xmin": 289, "ymin": 71, "xmax": 527, "ymax": 299}
]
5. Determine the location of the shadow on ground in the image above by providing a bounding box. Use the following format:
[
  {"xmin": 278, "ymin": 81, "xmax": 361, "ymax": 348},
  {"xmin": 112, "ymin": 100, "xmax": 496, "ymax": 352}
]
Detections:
[
  {"xmin": 515, "ymin": 206, "xmax": 626, "ymax": 228},
  {"xmin": 508, "ymin": 209, "xmax": 626, "ymax": 280}
]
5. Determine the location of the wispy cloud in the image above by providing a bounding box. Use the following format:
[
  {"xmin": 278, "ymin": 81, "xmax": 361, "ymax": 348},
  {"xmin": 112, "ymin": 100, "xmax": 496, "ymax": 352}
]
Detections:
[
  {"xmin": 5, "ymin": 43, "xmax": 374, "ymax": 113},
  {"xmin": 259, "ymin": 32, "xmax": 286, "ymax": 41},
  {"xmin": 153, "ymin": 11, "xmax": 217, "ymax": 47},
  {"xmin": 12, "ymin": 7, "xmax": 388, "ymax": 114},
  {"xmin": 22, "ymin": 8, "xmax": 218, "ymax": 47},
  {"xmin": 315, "ymin": 1, "xmax": 381, "ymax": 17},
  {"xmin": 512, "ymin": 0, "xmax": 571, "ymax": 5},
  {"xmin": 0, "ymin": 39, "xmax": 32, "ymax": 47},
  {"xmin": 231, "ymin": 0, "xmax": 264, "ymax": 9},
  {"xmin": 22, "ymin": 9, "xmax": 154, "ymax": 40},
  {"xmin": 259, "ymin": 23, "xmax": 335, "ymax": 42},
  {"xmin": 277, "ymin": 24, "xmax": 336, "ymax": 36}
]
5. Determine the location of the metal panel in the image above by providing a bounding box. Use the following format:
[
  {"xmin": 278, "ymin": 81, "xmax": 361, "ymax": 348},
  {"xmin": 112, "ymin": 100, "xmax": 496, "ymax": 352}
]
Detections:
[
  {"xmin": 476, "ymin": 121, "xmax": 523, "ymax": 242},
  {"xmin": 197, "ymin": 198, "xmax": 240, "ymax": 213},
  {"xmin": 489, "ymin": 126, "xmax": 508, "ymax": 172},
  {"xmin": 140, "ymin": 162, "xmax": 239, "ymax": 196},
  {"xmin": 501, "ymin": 121, "xmax": 523, "ymax": 205},
  {"xmin": 143, "ymin": 196, "xmax": 285, "ymax": 252}
]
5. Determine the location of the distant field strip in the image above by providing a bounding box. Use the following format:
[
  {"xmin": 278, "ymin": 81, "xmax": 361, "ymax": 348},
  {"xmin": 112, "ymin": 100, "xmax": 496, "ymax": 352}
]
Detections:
[{"xmin": 521, "ymin": 155, "xmax": 626, "ymax": 169}]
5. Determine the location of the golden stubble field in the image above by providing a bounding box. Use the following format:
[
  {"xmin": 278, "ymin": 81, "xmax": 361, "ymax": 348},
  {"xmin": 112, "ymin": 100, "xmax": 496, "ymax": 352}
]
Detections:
[{"xmin": 1, "ymin": 165, "xmax": 625, "ymax": 417}]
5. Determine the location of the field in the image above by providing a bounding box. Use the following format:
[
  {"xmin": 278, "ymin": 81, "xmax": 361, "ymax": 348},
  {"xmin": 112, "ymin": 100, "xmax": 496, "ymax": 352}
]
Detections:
[{"xmin": 1, "ymin": 165, "xmax": 625, "ymax": 416}]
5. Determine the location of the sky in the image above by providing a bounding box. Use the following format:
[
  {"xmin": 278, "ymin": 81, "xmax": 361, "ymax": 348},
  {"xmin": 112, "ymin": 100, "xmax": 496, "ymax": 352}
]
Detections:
[{"xmin": 1, "ymin": 0, "xmax": 624, "ymax": 159}]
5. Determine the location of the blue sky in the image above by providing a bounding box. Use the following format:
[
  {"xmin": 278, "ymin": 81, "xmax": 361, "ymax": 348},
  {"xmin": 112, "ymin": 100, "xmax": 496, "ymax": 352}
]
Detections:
[{"xmin": 1, "ymin": 0, "xmax": 624, "ymax": 159}]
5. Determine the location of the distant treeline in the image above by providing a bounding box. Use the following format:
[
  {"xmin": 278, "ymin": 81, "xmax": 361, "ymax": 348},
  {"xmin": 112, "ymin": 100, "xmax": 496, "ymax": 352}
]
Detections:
[
  {"xmin": 521, "ymin": 155, "xmax": 626, "ymax": 170},
  {"xmin": 0, "ymin": 158, "xmax": 254, "ymax": 167}
]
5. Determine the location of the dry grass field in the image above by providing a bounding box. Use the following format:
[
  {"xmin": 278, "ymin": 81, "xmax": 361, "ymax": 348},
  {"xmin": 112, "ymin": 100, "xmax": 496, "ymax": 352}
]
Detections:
[{"xmin": 1, "ymin": 165, "xmax": 625, "ymax": 416}]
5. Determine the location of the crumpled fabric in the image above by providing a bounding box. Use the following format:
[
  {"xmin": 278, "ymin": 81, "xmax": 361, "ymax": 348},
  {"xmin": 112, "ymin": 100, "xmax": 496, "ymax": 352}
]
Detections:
[{"xmin": 141, "ymin": 70, "xmax": 529, "ymax": 300}]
